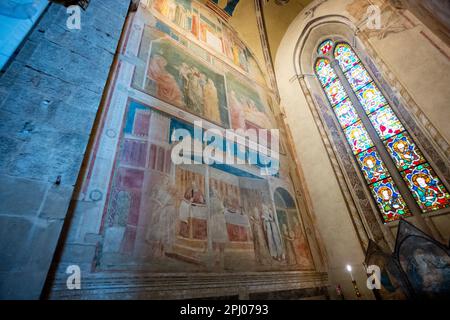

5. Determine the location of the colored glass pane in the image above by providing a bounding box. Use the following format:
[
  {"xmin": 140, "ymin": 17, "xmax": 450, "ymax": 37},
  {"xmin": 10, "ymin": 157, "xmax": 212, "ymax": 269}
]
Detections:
[
  {"xmin": 324, "ymin": 79, "xmax": 347, "ymax": 105},
  {"xmin": 318, "ymin": 39, "xmax": 334, "ymax": 55},
  {"xmin": 345, "ymin": 63, "xmax": 372, "ymax": 91},
  {"xmin": 384, "ymin": 132, "xmax": 426, "ymax": 171},
  {"xmin": 333, "ymin": 98, "xmax": 359, "ymax": 128},
  {"xmin": 317, "ymin": 42, "xmax": 450, "ymax": 221},
  {"xmin": 344, "ymin": 121, "xmax": 374, "ymax": 154},
  {"xmin": 356, "ymin": 147, "xmax": 390, "ymax": 184},
  {"xmin": 356, "ymin": 83, "xmax": 388, "ymax": 114},
  {"xmin": 334, "ymin": 43, "xmax": 359, "ymax": 71},
  {"xmin": 401, "ymin": 163, "xmax": 450, "ymax": 212},
  {"xmin": 370, "ymin": 178, "xmax": 411, "ymax": 223},
  {"xmin": 315, "ymin": 58, "xmax": 336, "ymax": 86},
  {"xmin": 368, "ymin": 106, "xmax": 404, "ymax": 140}
]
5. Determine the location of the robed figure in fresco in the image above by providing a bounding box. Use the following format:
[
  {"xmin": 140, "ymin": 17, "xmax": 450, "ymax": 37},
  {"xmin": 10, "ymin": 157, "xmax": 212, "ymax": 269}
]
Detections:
[
  {"xmin": 281, "ymin": 224, "xmax": 296, "ymax": 265},
  {"xmin": 186, "ymin": 67, "xmax": 206, "ymax": 115},
  {"xmin": 203, "ymin": 78, "xmax": 221, "ymax": 124},
  {"xmin": 147, "ymin": 53, "xmax": 183, "ymax": 106},
  {"xmin": 179, "ymin": 181, "xmax": 207, "ymax": 238},
  {"xmin": 145, "ymin": 177, "xmax": 179, "ymax": 257},
  {"xmin": 183, "ymin": 181, "xmax": 205, "ymax": 204},
  {"xmin": 177, "ymin": 62, "xmax": 191, "ymax": 102},
  {"xmin": 209, "ymin": 186, "xmax": 228, "ymax": 269},
  {"xmin": 261, "ymin": 204, "xmax": 284, "ymax": 261},
  {"xmin": 292, "ymin": 217, "xmax": 313, "ymax": 268},
  {"xmin": 249, "ymin": 206, "xmax": 271, "ymax": 265}
]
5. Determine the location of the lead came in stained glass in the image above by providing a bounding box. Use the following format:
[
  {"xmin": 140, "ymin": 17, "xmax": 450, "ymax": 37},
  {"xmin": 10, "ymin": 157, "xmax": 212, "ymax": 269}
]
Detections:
[
  {"xmin": 344, "ymin": 121, "xmax": 374, "ymax": 154},
  {"xmin": 333, "ymin": 98, "xmax": 359, "ymax": 128},
  {"xmin": 401, "ymin": 163, "xmax": 450, "ymax": 213},
  {"xmin": 316, "ymin": 41, "xmax": 450, "ymax": 220},
  {"xmin": 345, "ymin": 63, "xmax": 372, "ymax": 91},
  {"xmin": 334, "ymin": 43, "xmax": 359, "ymax": 72},
  {"xmin": 315, "ymin": 58, "xmax": 336, "ymax": 86},
  {"xmin": 324, "ymin": 79, "xmax": 347, "ymax": 105},
  {"xmin": 368, "ymin": 106, "xmax": 404, "ymax": 140},
  {"xmin": 357, "ymin": 147, "xmax": 390, "ymax": 184},
  {"xmin": 356, "ymin": 83, "xmax": 388, "ymax": 114},
  {"xmin": 318, "ymin": 39, "xmax": 334, "ymax": 55},
  {"xmin": 384, "ymin": 133, "xmax": 426, "ymax": 171},
  {"xmin": 370, "ymin": 178, "xmax": 411, "ymax": 223}
]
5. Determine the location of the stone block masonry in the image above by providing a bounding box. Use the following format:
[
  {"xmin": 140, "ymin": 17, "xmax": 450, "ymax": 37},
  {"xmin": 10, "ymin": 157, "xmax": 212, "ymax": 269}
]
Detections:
[{"xmin": 0, "ymin": 0, "xmax": 130, "ymax": 299}]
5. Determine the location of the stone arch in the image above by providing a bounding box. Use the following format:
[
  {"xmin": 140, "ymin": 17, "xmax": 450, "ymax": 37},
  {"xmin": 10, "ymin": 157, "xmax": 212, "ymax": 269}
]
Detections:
[
  {"xmin": 286, "ymin": 14, "xmax": 450, "ymax": 249},
  {"xmin": 290, "ymin": 16, "xmax": 390, "ymax": 251}
]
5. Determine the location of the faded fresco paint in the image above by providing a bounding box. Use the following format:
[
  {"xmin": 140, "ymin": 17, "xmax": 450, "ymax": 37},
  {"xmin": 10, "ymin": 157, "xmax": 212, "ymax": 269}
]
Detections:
[
  {"xmin": 96, "ymin": 100, "xmax": 313, "ymax": 272},
  {"xmin": 132, "ymin": 13, "xmax": 274, "ymax": 131},
  {"xmin": 48, "ymin": 1, "xmax": 317, "ymax": 299},
  {"xmin": 132, "ymin": 27, "xmax": 230, "ymax": 127}
]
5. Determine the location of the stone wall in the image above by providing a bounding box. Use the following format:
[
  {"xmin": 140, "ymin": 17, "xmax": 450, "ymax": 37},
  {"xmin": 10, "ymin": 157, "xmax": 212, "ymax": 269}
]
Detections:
[{"xmin": 0, "ymin": 0, "xmax": 130, "ymax": 299}]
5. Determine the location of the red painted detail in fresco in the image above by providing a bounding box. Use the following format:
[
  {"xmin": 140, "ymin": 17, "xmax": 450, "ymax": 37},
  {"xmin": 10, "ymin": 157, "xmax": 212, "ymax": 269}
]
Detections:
[
  {"xmin": 126, "ymin": 190, "xmax": 141, "ymax": 226},
  {"xmin": 226, "ymin": 224, "xmax": 249, "ymax": 242},
  {"xmin": 117, "ymin": 167, "xmax": 145, "ymax": 189},
  {"xmin": 120, "ymin": 139, "xmax": 147, "ymax": 167},
  {"xmin": 192, "ymin": 218, "xmax": 207, "ymax": 240}
]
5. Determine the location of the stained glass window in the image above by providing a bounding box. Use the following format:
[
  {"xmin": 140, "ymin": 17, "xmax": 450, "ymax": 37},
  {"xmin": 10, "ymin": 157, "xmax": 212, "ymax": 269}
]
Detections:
[
  {"xmin": 356, "ymin": 83, "xmax": 388, "ymax": 114},
  {"xmin": 334, "ymin": 43, "xmax": 359, "ymax": 72},
  {"xmin": 333, "ymin": 98, "xmax": 359, "ymax": 129},
  {"xmin": 324, "ymin": 79, "xmax": 347, "ymax": 105},
  {"xmin": 401, "ymin": 164, "xmax": 450, "ymax": 212},
  {"xmin": 345, "ymin": 63, "xmax": 372, "ymax": 91},
  {"xmin": 368, "ymin": 106, "xmax": 404, "ymax": 140},
  {"xmin": 357, "ymin": 147, "xmax": 390, "ymax": 184},
  {"xmin": 344, "ymin": 121, "xmax": 374, "ymax": 154},
  {"xmin": 384, "ymin": 132, "xmax": 426, "ymax": 171},
  {"xmin": 315, "ymin": 58, "xmax": 336, "ymax": 87},
  {"xmin": 316, "ymin": 40, "xmax": 450, "ymax": 220},
  {"xmin": 318, "ymin": 39, "xmax": 334, "ymax": 55},
  {"xmin": 370, "ymin": 178, "xmax": 412, "ymax": 223}
]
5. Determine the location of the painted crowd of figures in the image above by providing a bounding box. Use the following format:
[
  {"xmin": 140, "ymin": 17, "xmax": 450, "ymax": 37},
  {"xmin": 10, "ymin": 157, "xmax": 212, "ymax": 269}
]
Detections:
[
  {"xmin": 141, "ymin": 170, "xmax": 312, "ymax": 270},
  {"xmin": 132, "ymin": 3, "xmax": 275, "ymax": 131},
  {"xmin": 98, "ymin": 1, "xmax": 313, "ymax": 273},
  {"xmin": 141, "ymin": 36, "xmax": 274, "ymax": 130},
  {"xmin": 101, "ymin": 99, "xmax": 312, "ymax": 272},
  {"xmin": 153, "ymin": 0, "xmax": 255, "ymax": 73},
  {"xmin": 147, "ymin": 53, "xmax": 222, "ymax": 124}
]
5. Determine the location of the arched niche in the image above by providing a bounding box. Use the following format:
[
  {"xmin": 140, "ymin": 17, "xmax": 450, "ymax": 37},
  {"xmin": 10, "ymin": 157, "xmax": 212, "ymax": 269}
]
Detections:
[
  {"xmin": 290, "ymin": 14, "xmax": 450, "ymax": 251},
  {"xmin": 273, "ymin": 187, "xmax": 313, "ymax": 269},
  {"xmin": 295, "ymin": 18, "xmax": 357, "ymax": 76},
  {"xmin": 290, "ymin": 16, "xmax": 391, "ymax": 251}
]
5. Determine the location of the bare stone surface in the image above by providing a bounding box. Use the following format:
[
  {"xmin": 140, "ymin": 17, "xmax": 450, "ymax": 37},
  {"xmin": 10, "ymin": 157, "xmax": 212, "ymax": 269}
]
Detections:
[
  {"xmin": 0, "ymin": 175, "xmax": 47, "ymax": 217},
  {"xmin": 40, "ymin": 184, "xmax": 75, "ymax": 219},
  {"xmin": 0, "ymin": 0, "xmax": 130, "ymax": 299},
  {"xmin": 0, "ymin": 216, "xmax": 64, "ymax": 299}
]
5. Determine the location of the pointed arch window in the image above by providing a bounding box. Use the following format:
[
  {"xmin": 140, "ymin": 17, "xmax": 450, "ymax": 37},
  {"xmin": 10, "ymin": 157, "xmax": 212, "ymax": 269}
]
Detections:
[{"xmin": 314, "ymin": 40, "xmax": 450, "ymax": 223}]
